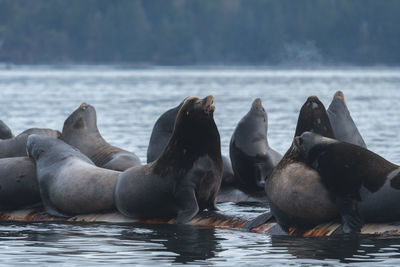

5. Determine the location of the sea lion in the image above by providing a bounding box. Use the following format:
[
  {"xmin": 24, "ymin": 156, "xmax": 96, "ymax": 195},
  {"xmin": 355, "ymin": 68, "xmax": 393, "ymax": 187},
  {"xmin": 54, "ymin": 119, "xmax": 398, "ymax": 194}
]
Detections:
[
  {"xmin": 147, "ymin": 100, "xmax": 184, "ymax": 163},
  {"xmin": 0, "ymin": 120, "xmax": 13, "ymax": 139},
  {"xmin": 327, "ymin": 91, "xmax": 366, "ymax": 148},
  {"xmin": 266, "ymin": 96, "xmax": 339, "ymax": 230},
  {"xmin": 115, "ymin": 95, "xmax": 222, "ymax": 223},
  {"xmin": 0, "ymin": 128, "xmax": 60, "ymax": 158},
  {"xmin": 27, "ymin": 134, "xmax": 120, "ymax": 217},
  {"xmin": 61, "ymin": 103, "xmax": 141, "ymax": 171},
  {"xmin": 230, "ymin": 98, "xmax": 281, "ymax": 191},
  {"xmin": 0, "ymin": 157, "xmax": 41, "ymax": 210},
  {"xmin": 146, "ymin": 100, "xmax": 234, "ymax": 190},
  {"xmin": 295, "ymin": 131, "xmax": 400, "ymax": 233}
]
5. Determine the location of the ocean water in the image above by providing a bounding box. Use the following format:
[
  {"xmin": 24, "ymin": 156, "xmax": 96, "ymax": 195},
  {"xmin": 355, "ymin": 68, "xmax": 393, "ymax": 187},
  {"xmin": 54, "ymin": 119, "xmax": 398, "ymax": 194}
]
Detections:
[{"xmin": 0, "ymin": 66, "xmax": 400, "ymax": 266}]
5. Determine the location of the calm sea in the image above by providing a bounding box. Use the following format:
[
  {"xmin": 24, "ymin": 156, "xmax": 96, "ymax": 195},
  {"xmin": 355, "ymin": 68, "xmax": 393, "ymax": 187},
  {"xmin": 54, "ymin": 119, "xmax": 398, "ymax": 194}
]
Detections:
[{"xmin": 0, "ymin": 66, "xmax": 400, "ymax": 266}]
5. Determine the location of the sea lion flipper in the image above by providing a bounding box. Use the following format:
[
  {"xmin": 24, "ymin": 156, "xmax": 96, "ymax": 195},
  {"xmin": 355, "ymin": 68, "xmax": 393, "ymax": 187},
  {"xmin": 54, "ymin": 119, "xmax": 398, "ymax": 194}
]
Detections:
[
  {"xmin": 242, "ymin": 212, "xmax": 273, "ymax": 230},
  {"xmin": 336, "ymin": 196, "xmax": 363, "ymax": 234},
  {"xmin": 175, "ymin": 189, "xmax": 199, "ymax": 224}
]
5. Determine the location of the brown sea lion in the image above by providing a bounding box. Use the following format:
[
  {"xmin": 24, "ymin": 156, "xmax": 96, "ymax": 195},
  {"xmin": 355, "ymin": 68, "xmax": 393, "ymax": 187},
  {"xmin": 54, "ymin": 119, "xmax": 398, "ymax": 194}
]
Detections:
[
  {"xmin": 146, "ymin": 100, "xmax": 234, "ymax": 194},
  {"xmin": 295, "ymin": 131, "xmax": 400, "ymax": 233},
  {"xmin": 115, "ymin": 96, "xmax": 223, "ymax": 223},
  {"xmin": 266, "ymin": 96, "xmax": 339, "ymax": 230}
]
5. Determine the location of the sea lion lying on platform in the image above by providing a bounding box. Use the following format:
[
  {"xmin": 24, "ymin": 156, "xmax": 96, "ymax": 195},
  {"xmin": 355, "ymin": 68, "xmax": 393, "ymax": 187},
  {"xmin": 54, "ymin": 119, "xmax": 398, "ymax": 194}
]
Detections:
[{"xmin": 61, "ymin": 103, "xmax": 141, "ymax": 171}]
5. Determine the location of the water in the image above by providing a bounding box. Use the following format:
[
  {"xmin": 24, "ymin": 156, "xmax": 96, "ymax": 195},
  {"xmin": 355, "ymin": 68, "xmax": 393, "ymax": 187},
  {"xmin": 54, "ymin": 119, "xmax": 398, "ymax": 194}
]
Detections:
[{"xmin": 0, "ymin": 66, "xmax": 400, "ymax": 266}]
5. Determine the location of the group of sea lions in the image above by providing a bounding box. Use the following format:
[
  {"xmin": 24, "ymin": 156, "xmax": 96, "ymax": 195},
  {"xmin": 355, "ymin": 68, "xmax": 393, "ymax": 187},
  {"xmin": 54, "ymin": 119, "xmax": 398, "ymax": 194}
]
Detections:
[{"xmin": 0, "ymin": 91, "xmax": 398, "ymax": 233}]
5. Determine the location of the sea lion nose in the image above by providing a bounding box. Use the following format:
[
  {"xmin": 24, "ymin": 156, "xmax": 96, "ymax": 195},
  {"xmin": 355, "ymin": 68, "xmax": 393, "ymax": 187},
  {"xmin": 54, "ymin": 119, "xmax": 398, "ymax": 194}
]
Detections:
[
  {"xmin": 333, "ymin": 90, "xmax": 346, "ymax": 104},
  {"xmin": 204, "ymin": 95, "xmax": 214, "ymax": 104},
  {"xmin": 80, "ymin": 103, "xmax": 88, "ymax": 110}
]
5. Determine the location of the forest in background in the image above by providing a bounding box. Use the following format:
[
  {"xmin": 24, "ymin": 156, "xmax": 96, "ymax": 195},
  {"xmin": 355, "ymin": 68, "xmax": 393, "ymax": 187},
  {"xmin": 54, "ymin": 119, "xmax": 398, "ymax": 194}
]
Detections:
[{"xmin": 0, "ymin": 0, "xmax": 399, "ymax": 65}]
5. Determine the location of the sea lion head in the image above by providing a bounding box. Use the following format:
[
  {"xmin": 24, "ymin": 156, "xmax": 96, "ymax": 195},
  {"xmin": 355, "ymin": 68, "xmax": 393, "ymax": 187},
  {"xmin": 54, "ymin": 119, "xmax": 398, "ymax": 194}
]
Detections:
[
  {"xmin": 175, "ymin": 95, "xmax": 216, "ymax": 127},
  {"xmin": 294, "ymin": 131, "xmax": 337, "ymax": 163},
  {"xmin": 249, "ymin": 98, "xmax": 268, "ymax": 125},
  {"xmin": 0, "ymin": 120, "xmax": 13, "ymax": 139},
  {"xmin": 158, "ymin": 95, "xmax": 221, "ymax": 169},
  {"xmin": 332, "ymin": 90, "xmax": 346, "ymax": 104},
  {"xmin": 27, "ymin": 134, "xmax": 57, "ymax": 160},
  {"xmin": 294, "ymin": 96, "xmax": 334, "ymax": 138},
  {"xmin": 62, "ymin": 103, "xmax": 98, "ymax": 135}
]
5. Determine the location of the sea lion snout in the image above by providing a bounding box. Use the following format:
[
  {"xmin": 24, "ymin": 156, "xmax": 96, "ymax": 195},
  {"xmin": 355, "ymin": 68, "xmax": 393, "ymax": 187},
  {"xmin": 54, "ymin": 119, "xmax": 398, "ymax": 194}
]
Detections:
[
  {"xmin": 203, "ymin": 95, "xmax": 215, "ymax": 114},
  {"xmin": 333, "ymin": 90, "xmax": 346, "ymax": 104},
  {"xmin": 80, "ymin": 102, "xmax": 89, "ymax": 110},
  {"xmin": 305, "ymin": 96, "xmax": 321, "ymax": 110},
  {"xmin": 251, "ymin": 98, "xmax": 262, "ymax": 110}
]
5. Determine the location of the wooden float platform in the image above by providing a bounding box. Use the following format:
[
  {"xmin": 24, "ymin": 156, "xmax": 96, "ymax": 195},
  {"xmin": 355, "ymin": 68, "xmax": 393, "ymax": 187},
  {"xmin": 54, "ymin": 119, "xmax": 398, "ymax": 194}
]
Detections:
[{"xmin": 1, "ymin": 208, "xmax": 400, "ymax": 237}]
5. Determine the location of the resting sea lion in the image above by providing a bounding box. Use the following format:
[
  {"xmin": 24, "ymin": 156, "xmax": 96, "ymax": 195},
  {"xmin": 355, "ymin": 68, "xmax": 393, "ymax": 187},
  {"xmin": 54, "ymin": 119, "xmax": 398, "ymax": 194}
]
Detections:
[
  {"xmin": 0, "ymin": 128, "xmax": 60, "ymax": 158},
  {"xmin": 115, "ymin": 96, "xmax": 222, "ymax": 223},
  {"xmin": 230, "ymin": 98, "xmax": 281, "ymax": 191},
  {"xmin": 27, "ymin": 134, "xmax": 120, "ymax": 217},
  {"xmin": 327, "ymin": 91, "xmax": 366, "ymax": 148},
  {"xmin": 295, "ymin": 131, "xmax": 400, "ymax": 233},
  {"xmin": 0, "ymin": 120, "xmax": 13, "ymax": 139},
  {"xmin": 0, "ymin": 157, "xmax": 41, "ymax": 210},
  {"xmin": 61, "ymin": 103, "xmax": 141, "ymax": 171},
  {"xmin": 266, "ymin": 96, "xmax": 339, "ymax": 230}
]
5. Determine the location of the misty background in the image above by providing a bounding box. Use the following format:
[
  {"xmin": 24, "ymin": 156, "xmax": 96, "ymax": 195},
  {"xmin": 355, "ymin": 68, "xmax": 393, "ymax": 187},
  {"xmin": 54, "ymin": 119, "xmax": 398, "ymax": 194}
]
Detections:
[{"xmin": 0, "ymin": 0, "xmax": 399, "ymax": 66}]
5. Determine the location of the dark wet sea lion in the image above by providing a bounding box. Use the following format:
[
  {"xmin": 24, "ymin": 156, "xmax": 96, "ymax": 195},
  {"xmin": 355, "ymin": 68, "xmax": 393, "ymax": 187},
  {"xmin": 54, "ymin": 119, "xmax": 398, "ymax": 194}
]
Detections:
[
  {"xmin": 0, "ymin": 157, "xmax": 41, "ymax": 210},
  {"xmin": 0, "ymin": 120, "xmax": 13, "ymax": 139},
  {"xmin": 61, "ymin": 103, "xmax": 141, "ymax": 171},
  {"xmin": 115, "ymin": 96, "xmax": 222, "ymax": 223},
  {"xmin": 146, "ymin": 99, "xmax": 234, "ymax": 191},
  {"xmin": 295, "ymin": 131, "xmax": 400, "ymax": 232},
  {"xmin": 266, "ymin": 96, "xmax": 339, "ymax": 230},
  {"xmin": 327, "ymin": 91, "xmax": 366, "ymax": 148},
  {"xmin": 230, "ymin": 98, "xmax": 281, "ymax": 191},
  {"xmin": 27, "ymin": 134, "xmax": 120, "ymax": 217},
  {"xmin": 0, "ymin": 128, "xmax": 60, "ymax": 158}
]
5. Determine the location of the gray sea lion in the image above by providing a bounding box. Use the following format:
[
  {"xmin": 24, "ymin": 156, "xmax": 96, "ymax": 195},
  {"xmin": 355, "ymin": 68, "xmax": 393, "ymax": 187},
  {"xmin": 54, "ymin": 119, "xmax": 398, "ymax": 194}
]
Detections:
[
  {"xmin": 147, "ymin": 101, "xmax": 184, "ymax": 163},
  {"xmin": 0, "ymin": 157, "xmax": 41, "ymax": 210},
  {"xmin": 61, "ymin": 103, "xmax": 141, "ymax": 171},
  {"xmin": 295, "ymin": 131, "xmax": 400, "ymax": 233},
  {"xmin": 327, "ymin": 91, "xmax": 366, "ymax": 148},
  {"xmin": 0, "ymin": 120, "xmax": 13, "ymax": 139},
  {"xmin": 266, "ymin": 96, "xmax": 339, "ymax": 230},
  {"xmin": 27, "ymin": 134, "xmax": 120, "ymax": 217},
  {"xmin": 146, "ymin": 100, "xmax": 234, "ymax": 190},
  {"xmin": 230, "ymin": 98, "xmax": 281, "ymax": 191},
  {"xmin": 115, "ymin": 96, "xmax": 222, "ymax": 223},
  {"xmin": 0, "ymin": 128, "xmax": 60, "ymax": 158}
]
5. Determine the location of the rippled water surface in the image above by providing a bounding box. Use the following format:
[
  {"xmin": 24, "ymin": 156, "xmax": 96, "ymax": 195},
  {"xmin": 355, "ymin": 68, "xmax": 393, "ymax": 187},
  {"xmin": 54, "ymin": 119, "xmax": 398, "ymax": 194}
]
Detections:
[{"xmin": 0, "ymin": 66, "xmax": 400, "ymax": 266}]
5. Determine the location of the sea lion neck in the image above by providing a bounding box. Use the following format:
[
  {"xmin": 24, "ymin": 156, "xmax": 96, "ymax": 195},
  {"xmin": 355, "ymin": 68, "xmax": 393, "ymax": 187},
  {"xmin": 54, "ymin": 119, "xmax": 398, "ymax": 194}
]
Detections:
[{"xmin": 154, "ymin": 111, "xmax": 221, "ymax": 176}]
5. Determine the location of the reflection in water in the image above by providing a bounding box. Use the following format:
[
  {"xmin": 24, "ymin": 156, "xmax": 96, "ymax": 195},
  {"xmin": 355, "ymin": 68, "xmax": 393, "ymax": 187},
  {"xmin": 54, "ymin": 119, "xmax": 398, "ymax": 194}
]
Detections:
[
  {"xmin": 271, "ymin": 235, "xmax": 400, "ymax": 263},
  {"xmin": 120, "ymin": 224, "xmax": 220, "ymax": 264}
]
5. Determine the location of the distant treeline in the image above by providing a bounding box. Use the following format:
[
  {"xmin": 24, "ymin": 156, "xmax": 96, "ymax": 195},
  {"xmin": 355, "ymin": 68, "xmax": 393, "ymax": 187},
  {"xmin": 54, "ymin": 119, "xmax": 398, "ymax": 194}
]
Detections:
[{"xmin": 0, "ymin": 0, "xmax": 399, "ymax": 65}]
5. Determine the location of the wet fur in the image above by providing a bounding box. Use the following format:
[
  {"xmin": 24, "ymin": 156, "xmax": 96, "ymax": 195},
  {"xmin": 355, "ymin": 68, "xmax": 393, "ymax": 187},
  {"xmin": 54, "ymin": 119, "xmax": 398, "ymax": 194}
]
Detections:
[{"xmin": 115, "ymin": 96, "xmax": 223, "ymax": 223}]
